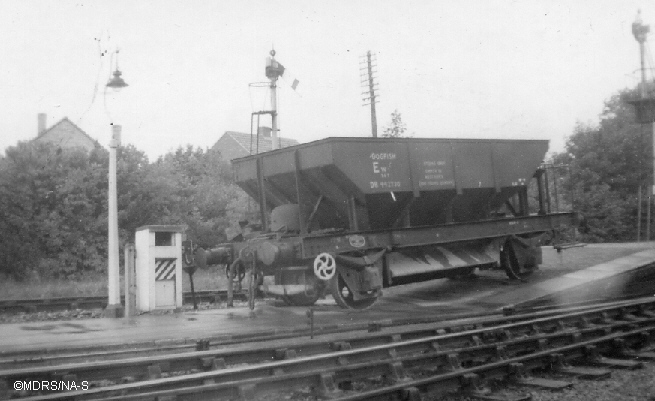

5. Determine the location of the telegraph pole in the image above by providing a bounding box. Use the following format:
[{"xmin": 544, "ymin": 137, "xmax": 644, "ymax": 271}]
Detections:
[{"xmin": 361, "ymin": 51, "xmax": 379, "ymax": 137}]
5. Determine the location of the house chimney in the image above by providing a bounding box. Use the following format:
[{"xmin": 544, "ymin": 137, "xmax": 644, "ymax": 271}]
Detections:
[{"xmin": 37, "ymin": 113, "xmax": 47, "ymax": 136}]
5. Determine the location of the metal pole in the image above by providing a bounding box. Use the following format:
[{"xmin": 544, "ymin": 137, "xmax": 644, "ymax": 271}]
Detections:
[
  {"xmin": 271, "ymin": 75, "xmax": 279, "ymax": 150},
  {"xmin": 648, "ymin": 195, "xmax": 652, "ymax": 241},
  {"xmin": 536, "ymin": 169, "xmax": 546, "ymax": 215},
  {"xmin": 634, "ymin": 12, "xmax": 649, "ymax": 99},
  {"xmin": 257, "ymin": 157, "xmax": 268, "ymax": 232},
  {"xmin": 544, "ymin": 168, "xmax": 551, "ymax": 214},
  {"xmin": 640, "ymin": 41, "xmax": 647, "ymax": 97},
  {"xmin": 552, "ymin": 166, "xmax": 560, "ymax": 212},
  {"xmin": 249, "ymin": 252, "xmax": 257, "ymax": 310},
  {"xmin": 652, "ymin": 121, "xmax": 655, "ymax": 230},
  {"xmin": 106, "ymin": 125, "xmax": 123, "ymax": 317},
  {"xmin": 188, "ymin": 269, "xmax": 198, "ymax": 310},
  {"xmin": 569, "ymin": 165, "xmax": 577, "ymax": 241},
  {"xmin": 123, "ymin": 243, "xmax": 136, "ymax": 318},
  {"xmin": 633, "ymin": 13, "xmax": 654, "ymax": 241},
  {"xmin": 638, "ymin": 185, "xmax": 642, "ymax": 242}
]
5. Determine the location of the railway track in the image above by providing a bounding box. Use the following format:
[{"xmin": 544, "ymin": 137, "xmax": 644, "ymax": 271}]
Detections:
[
  {"xmin": 2, "ymin": 296, "xmax": 655, "ymax": 400},
  {"xmin": 0, "ymin": 296, "xmax": 639, "ymax": 371},
  {"xmin": 0, "ymin": 290, "xmax": 248, "ymax": 314}
]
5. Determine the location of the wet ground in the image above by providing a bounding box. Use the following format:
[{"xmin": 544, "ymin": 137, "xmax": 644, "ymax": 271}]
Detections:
[{"xmin": 1, "ymin": 244, "xmax": 654, "ymax": 353}]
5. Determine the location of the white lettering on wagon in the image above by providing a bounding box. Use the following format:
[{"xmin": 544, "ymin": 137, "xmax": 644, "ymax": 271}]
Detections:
[
  {"xmin": 370, "ymin": 152, "xmax": 397, "ymax": 189},
  {"xmin": 418, "ymin": 159, "xmax": 454, "ymax": 188},
  {"xmin": 370, "ymin": 152, "xmax": 397, "ymax": 160}
]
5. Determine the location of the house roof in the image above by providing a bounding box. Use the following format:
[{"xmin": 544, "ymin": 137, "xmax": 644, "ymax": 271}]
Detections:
[
  {"xmin": 217, "ymin": 131, "xmax": 299, "ymax": 154},
  {"xmin": 33, "ymin": 117, "xmax": 101, "ymax": 149}
]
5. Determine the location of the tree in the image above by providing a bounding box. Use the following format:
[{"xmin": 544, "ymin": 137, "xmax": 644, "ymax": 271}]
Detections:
[
  {"xmin": 115, "ymin": 145, "xmax": 183, "ymax": 241},
  {"xmin": 0, "ymin": 140, "xmax": 250, "ymax": 279},
  {"xmin": 0, "ymin": 141, "xmax": 186, "ymax": 279},
  {"xmin": 381, "ymin": 109, "xmax": 412, "ymax": 138},
  {"xmin": 153, "ymin": 146, "xmax": 248, "ymax": 248},
  {"xmin": 0, "ymin": 143, "xmax": 109, "ymax": 278},
  {"xmin": 550, "ymin": 88, "xmax": 649, "ymax": 242}
]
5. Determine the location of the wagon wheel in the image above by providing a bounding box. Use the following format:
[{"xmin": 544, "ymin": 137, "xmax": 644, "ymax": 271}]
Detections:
[
  {"xmin": 330, "ymin": 273, "xmax": 378, "ymax": 310},
  {"xmin": 502, "ymin": 241, "xmax": 535, "ymax": 280},
  {"xmin": 281, "ymin": 270, "xmax": 323, "ymax": 307}
]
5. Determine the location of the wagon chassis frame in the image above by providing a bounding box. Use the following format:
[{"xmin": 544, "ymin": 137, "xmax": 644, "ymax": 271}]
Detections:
[{"xmin": 295, "ymin": 212, "xmax": 575, "ymax": 259}]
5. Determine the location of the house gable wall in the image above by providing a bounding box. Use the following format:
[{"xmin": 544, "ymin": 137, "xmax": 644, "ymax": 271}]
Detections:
[
  {"xmin": 213, "ymin": 135, "xmax": 249, "ymax": 160},
  {"xmin": 212, "ymin": 131, "xmax": 299, "ymax": 161},
  {"xmin": 33, "ymin": 119, "xmax": 98, "ymax": 152}
]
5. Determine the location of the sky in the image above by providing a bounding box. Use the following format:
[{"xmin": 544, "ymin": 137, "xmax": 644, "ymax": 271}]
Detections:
[{"xmin": 1, "ymin": 0, "xmax": 654, "ymax": 161}]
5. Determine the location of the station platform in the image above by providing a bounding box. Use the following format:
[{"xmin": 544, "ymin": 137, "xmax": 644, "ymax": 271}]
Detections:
[
  {"xmin": 1, "ymin": 243, "xmax": 654, "ymax": 354},
  {"xmin": 481, "ymin": 244, "xmax": 655, "ymax": 310}
]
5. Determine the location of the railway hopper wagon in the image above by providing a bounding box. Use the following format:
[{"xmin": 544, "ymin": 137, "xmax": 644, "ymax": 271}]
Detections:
[{"xmin": 194, "ymin": 137, "xmax": 575, "ymax": 309}]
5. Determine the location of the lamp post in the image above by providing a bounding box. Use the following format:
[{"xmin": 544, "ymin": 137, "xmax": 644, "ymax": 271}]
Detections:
[{"xmin": 104, "ymin": 63, "xmax": 128, "ymax": 318}]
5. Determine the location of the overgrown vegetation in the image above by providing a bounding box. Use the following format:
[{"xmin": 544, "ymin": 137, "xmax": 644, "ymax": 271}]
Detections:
[
  {"xmin": 550, "ymin": 88, "xmax": 649, "ymax": 243},
  {"xmin": 0, "ymin": 142, "xmax": 246, "ymax": 280}
]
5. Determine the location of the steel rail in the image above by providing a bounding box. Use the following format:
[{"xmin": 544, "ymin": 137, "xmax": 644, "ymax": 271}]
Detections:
[
  {"xmin": 9, "ymin": 298, "xmax": 655, "ymax": 400},
  {"xmin": 104, "ymin": 320, "xmax": 655, "ymax": 401},
  {"xmin": 0, "ymin": 303, "xmax": 583, "ymax": 376},
  {"xmin": 2, "ymin": 296, "xmax": 651, "ymax": 377},
  {"xmin": 34, "ymin": 313, "xmax": 655, "ymax": 400},
  {"xmin": 3, "ymin": 296, "xmax": 645, "ymax": 371},
  {"xmin": 0, "ymin": 290, "xmax": 248, "ymax": 313},
  {"xmin": 331, "ymin": 325, "xmax": 654, "ymax": 401}
]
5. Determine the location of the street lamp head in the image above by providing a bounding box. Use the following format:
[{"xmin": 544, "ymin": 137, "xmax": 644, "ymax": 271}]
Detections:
[{"xmin": 106, "ymin": 69, "xmax": 128, "ymax": 91}]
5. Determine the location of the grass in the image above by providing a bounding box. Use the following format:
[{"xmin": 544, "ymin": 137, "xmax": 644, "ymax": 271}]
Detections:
[
  {"xmin": 0, "ymin": 265, "xmax": 228, "ymax": 300},
  {"xmin": 0, "ymin": 273, "xmax": 108, "ymax": 300}
]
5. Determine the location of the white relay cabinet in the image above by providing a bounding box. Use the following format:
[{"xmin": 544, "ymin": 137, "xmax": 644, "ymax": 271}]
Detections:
[{"xmin": 134, "ymin": 225, "xmax": 185, "ymax": 312}]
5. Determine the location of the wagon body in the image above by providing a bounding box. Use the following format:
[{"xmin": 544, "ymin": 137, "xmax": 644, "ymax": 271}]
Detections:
[{"xmin": 233, "ymin": 137, "xmax": 549, "ymax": 232}]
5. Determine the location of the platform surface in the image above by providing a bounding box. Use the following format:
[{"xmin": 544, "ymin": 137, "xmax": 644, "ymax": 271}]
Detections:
[{"xmin": 1, "ymin": 243, "xmax": 654, "ymax": 353}]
